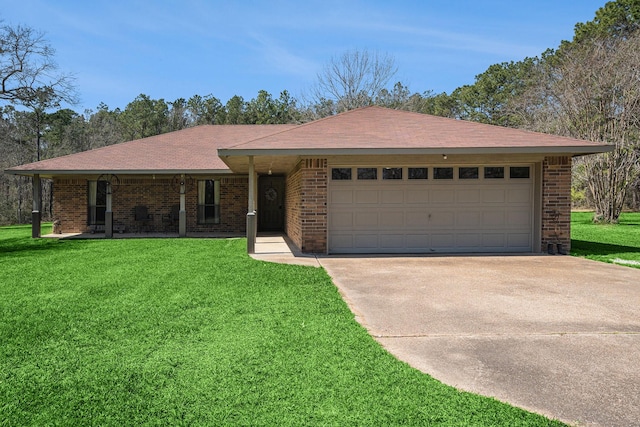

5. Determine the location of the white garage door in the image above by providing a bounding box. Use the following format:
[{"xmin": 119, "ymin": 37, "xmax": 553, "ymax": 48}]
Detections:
[{"xmin": 328, "ymin": 165, "xmax": 534, "ymax": 254}]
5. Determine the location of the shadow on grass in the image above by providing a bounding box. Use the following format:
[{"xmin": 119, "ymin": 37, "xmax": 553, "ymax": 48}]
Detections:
[
  {"xmin": 0, "ymin": 237, "xmax": 75, "ymax": 256},
  {"xmin": 571, "ymin": 239, "xmax": 640, "ymax": 256}
]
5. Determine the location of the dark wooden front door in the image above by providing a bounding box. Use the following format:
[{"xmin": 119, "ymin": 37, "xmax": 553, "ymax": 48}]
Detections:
[{"xmin": 258, "ymin": 176, "xmax": 285, "ymax": 231}]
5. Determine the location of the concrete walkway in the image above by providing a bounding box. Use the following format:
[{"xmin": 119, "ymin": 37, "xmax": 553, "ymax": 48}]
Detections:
[{"xmin": 251, "ymin": 235, "xmax": 321, "ymax": 267}]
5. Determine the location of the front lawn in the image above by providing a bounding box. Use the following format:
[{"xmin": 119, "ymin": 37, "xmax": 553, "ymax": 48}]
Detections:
[
  {"xmin": 571, "ymin": 211, "xmax": 640, "ymax": 268},
  {"xmin": 0, "ymin": 225, "xmax": 562, "ymax": 426}
]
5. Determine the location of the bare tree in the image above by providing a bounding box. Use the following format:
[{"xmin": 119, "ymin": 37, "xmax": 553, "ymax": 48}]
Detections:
[
  {"xmin": 1, "ymin": 23, "xmax": 77, "ymax": 106},
  {"xmin": 517, "ymin": 35, "xmax": 640, "ymax": 222},
  {"xmin": 312, "ymin": 49, "xmax": 397, "ymax": 114}
]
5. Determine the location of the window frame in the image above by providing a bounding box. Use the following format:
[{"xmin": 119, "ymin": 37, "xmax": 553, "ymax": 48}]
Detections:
[
  {"xmin": 484, "ymin": 166, "xmax": 505, "ymax": 179},
  {"xmin": 382, "ymin": 167, "xmax": 403, "ymax": 180},
  {"xmin": 433, "ymin": 167, "xmax": 454, "ymax": 180},
  {"xmin": 87, "ymin": 180, "xmax": 107, "ymax": 225},
  {"xmin": 357, "ymin": 167, "xmax": 378, "ymax": 180},
  {"xmin": 197, "ymin": 179, "xmax": 221, "ymax": 225},
  {"xmin": 509, "ymin": 166, "xmax": 531, "ymax": 179},
  {"xmin": 458, "ymin": 167, "xmax": 479, "ymax": 180},
  {"xmin": 331, "ymin": 168, "xmax": 352, "ymax": 180}
]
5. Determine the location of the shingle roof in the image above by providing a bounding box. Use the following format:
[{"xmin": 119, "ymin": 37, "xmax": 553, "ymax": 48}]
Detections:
[
  {"xmin": 7, "ymin": 106, "xmax": 612, "ymax": 177},
  {"xmin": 223, "ymin": 106, "xmax": 610, "ymax": 152},
  {"xmin": 7, "ymin": 124, "xmax": 295, "ymax": 176}
]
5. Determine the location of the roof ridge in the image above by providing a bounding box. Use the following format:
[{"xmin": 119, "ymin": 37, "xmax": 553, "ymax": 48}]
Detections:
[{"xmin": 222, "ymin": 106, "xmax": 380, "ymax": 149}]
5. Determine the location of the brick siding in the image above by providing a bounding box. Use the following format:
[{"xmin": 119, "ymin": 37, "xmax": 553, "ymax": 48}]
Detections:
[
  {"xmin": 52, "ymin": 179, "xmax": 88, "ymax": 232},
  {"xmin": 541, "ymin": 156, "xmax": 572, "ymax": 252},
  {"xmin": 285, "ymin": 164, "xmax": 303, "ymax": 248},
  {"xmin": 285, "ymin": 159, "xmax": 327, "ymax": 253},
  {"xmin": 53, "ymin": 157, "xmax": 572, "ymax": 254},
  {"xmin": 52, "ymin": 176, "xmax": 247, "ymax": 234}
]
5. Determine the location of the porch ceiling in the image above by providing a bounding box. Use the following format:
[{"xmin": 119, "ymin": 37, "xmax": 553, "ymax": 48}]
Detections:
[{"xmin": 220, "ymin": 154, "xmax": 301, "ymax": 175}]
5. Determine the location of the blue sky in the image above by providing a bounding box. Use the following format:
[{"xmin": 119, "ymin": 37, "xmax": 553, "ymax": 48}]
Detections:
[{"xmin": 4, "ymin": 0, "xmax": 606, "ymax": 112}]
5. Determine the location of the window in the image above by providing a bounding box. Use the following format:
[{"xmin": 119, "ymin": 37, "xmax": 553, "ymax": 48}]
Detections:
[
  {"xmin": 332, "ymin": 168, "xmax": 352, "ymax": 180},
  {"xmin": 357, "ymin": 168, "xmax": 377, "ymax": 180},
  {"xmin": 484, "ymin": 166, "xmax": 505, "ymax": 179},
  {"xmin": 433, "ymin": 167, "xmax": 454, "ymax": 180},
  {"xmin": 87, "ymin": 181, "xmax": 107, "ymax": 225},
  {"xmin": 459, "ymin": 167, "xmax": 479, "ymax": 179},
  {"xmin": 510, "ymin": 166, "xmax": 530, "ymax": 179},
  {"xmin": 197, "ymin": 180, "xmax": 220, "ymax": 224},
  {"xmin": 383, "ymin": 167, "xmax": 402, "ymax": 180},
  {"xmin": 408, "ymin": 167, "xmax": 428, "ymax": 180}
]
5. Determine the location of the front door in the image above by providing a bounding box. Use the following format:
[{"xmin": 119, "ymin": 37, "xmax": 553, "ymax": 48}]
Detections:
[{"xmin": 258, "ymin": 176, "xmax": 285, "ymax": 231}]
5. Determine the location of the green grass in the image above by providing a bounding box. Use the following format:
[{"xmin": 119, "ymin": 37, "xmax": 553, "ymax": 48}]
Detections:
[
  {"xmin": 0, "ymin": 225, "xmax": 563, "ymax": 426},
  {"xmin": 571, "ymin": 211, "xmax": 640, "ymax": 268}
]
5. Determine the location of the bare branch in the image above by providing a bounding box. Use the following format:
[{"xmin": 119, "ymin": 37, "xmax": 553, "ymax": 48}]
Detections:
[
  {"xmin": 312, "ymin": 49, "xmax": 397, "ymax": 114},
  {"xmin": 0, "ymin": 23, "xmax": 77, "ymax": 106}
]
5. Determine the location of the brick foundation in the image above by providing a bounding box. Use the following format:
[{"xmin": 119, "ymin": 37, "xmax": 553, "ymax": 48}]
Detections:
[
  {"xmin": 541, "ymin": 156, "xmax": 572, "ymax": 252},
  {"xmin": 52, "ymin": 176, "xmax": 247, "ymax": 234}
]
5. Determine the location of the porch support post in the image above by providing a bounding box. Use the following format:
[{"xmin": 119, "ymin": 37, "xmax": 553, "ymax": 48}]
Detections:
[
  {"xmin": 105, "ymin": 184, "xmax": 113, "ymax": 238},
  {"xmin": 31, "ymin": 174, "xmax": 41, "ymax": 238},
  {"xmin": 179, "ymin": 174, "xmax": 186, "ymax": 237},
  {"xmin": 247, "ymin": 156, "xmax": 256, "ymax": 253}
]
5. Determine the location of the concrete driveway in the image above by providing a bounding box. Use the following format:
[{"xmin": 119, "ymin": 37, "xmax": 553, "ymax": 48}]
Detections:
[{"xmin": 317, "ymin": 255, "xmax": 640, "ymax": 427}]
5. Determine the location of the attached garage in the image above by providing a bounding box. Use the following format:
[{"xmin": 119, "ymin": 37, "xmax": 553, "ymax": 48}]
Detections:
[{"xmin": 329, "ymin": 164, "xmax": 536, "ymax": 254}]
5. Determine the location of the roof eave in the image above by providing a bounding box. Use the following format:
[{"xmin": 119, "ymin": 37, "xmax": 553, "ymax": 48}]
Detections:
[
  {"xmin": 4, "ymin": 168, "xmax": 234, "ymax": 178},
  {"xmin": 218, "ymin": 145, "xmax": 614, "ymax": 157}
]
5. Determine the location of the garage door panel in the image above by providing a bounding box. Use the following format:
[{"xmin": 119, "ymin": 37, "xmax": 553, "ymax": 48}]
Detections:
[
  {"xmin": 456, "ymin": 233, "xmax": 482, "ymax": 248},
  {"xmin": 457, "ymin": 211, "xmax": 482, "ymax": 228},
  {"xmin": 483, "ymin": 233, "xmax": 506, "ymax": 247},
  {"xmin": 331, "ymin": 189, "xmax": 353, "ymax": 204},
  {"xmin": 430, "ymin": 211, "xmax": 455, "ymax": 226},
  {"xmin": 431, "ymin": 234, "xmax": 454, "ymax": 248},
  {"xmin": 457, "ymin": 189, "xmax": 481, "ymax": 203},
  {"xmin": 406, "ymin": 234, "xmax": 431, "ymax": 249},
  {"xmin": 431, "ymin": 190, "xmax": 455, "ymax": 203},
  {"xmin": 330, "ymin": 211, "xmax": 353, "ymax": 229},
  {"xmin": 482, "ymin": 211, "xmax": 506, "ymax": 226},
  {"xmin": 406, "ymin": 211, "xmax": 429, "ymax": 226},
  {"xmin": 328, "ymin": 165, "xmax": 533, "ymax": 253},
  {"xmin": 507, "ymin": 210, "xmax": 531, "ymax": 227},
  {"xmin": 330, "ymin": 234, "xmax": 353, "ymax": 249},
  {"xmin": 483, "ymin": 189, "xmax": 506, "ymax": 203},
  {"xmin": 381, "ymin": 190, "xmax": 404, "ymax": 204},
  {"xmin": 380, "ymin": 234, "xmax": 405, "ymax": 249},
  {"xmin": 508, "ymin": 187, "xmax": 531, "ymax": 204},
  {"xmin": 380, "ymin": 211, "xmax": 404, "ymax": 227},
  {"xmin": 354, "ymin": 212, "xmax": 378, "ymax": 227},
  {"xmin": 354, "ymin": 234, "xmax": 378, "ymax": 248},
  {"xmin": 355, "ymin": 190, "xmax": 378, "ymax": 204},
  {"xmin": 508, "ymin": 233, "xmax": 531, "ymax": 248},
  {"xmin": 407, "ymin": 190, "xmax": 429, "ymax": 203}
]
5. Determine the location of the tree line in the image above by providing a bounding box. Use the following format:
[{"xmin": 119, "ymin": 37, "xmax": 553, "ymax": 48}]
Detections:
[{"xmin": 1, "ymin": 0, "xmax": 640, "ymax": 225}]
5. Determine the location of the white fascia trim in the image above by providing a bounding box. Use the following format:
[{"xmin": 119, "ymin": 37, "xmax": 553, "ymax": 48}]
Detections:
[{"xmin": 218, "ymin": 145, "xmax": 614, "ymax": 157}]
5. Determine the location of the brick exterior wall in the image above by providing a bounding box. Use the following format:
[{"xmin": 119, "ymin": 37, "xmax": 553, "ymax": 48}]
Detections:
[
  {"xmin": 541, "ymin": 156, "xmax": 572, "ymax": 252},
  {"xmin": 285, "ymin": 163, "xmax": 303, "ymax": 249},
  {"xmin": 52, "ymin": 179, "xmax": 88, "ymax": 233},
  {"xmin": 52, "ymin": 157, "xmax": 571, "ymax": 255},
  {"xmin": 285, "ymin": 159, "xmax": 327, "ymax": 253},
  {"xmin": 52, "ymin": 176, "xmax": 247, "ymax": 234}
]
